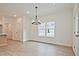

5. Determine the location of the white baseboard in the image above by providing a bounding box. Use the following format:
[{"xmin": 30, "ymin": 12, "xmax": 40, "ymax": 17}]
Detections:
[
  {"xmin": 51, "ymin": 41, "xmax": 72, "ymax": 47},
  {"xmin": 27, "ymin": 39, "xmax": 72, "ymax": 47}
]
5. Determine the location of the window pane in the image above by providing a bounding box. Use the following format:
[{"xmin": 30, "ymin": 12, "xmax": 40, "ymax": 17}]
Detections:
[
  {"xmin": 38, "ymin": 23, "xmax": 45, "ymax": 36},
  {"xmin": 46, "ymin": 21, "xmax": 55, "ymax": 37}
]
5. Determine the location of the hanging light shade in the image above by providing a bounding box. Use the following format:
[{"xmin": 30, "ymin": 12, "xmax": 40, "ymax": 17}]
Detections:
[{"xmin": 32, "ymin": 6, "xmax": 41, "ymax": 25}]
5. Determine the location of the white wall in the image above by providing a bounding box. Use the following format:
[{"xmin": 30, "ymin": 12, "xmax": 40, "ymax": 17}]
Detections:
[
  {"xmin": 29, "ymin": 10, "xmax": 73, "ymax": 47},
  {"xmin": 23, "ymin": 15, "xmax": 31, "ymax": 41}
]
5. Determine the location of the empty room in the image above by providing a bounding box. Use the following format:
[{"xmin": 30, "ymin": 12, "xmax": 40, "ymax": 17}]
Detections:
[{"xmin": 0, "ymin": 3, "xmax": 78, "ymax": 56}]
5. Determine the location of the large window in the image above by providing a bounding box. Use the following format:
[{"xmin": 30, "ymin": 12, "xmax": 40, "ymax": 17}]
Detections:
[
  {"xmin": 38, "ymin": 23, "xmax": 45, "ymax": 36},
  {"xmin": 46, "ymin": 22, "xmax": 55, "ymax": 37},
  {"xmin": 38, "ymin": 21, "xmax": 55, "ymax": 37}
]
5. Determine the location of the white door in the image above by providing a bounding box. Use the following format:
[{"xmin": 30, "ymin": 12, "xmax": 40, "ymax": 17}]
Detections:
[
  {"xmin": 76, "ymin": 15, "xmax": 79, "ymax": 55},
  {"xmin": 13, "ymin": 23, "xmax": 19, "ymax": 40},
  {"xmin": 74, "ymin": 35, "xmax": 79, "ymax": 56},
  {"xmin": 74, "ymin": 14, "xmax": 79, "ymax": 56},
  {"xmin": 12, "ymin": 18, "xmax": 23, "ymax": 41},
  {"xmin": 7, "ymin": 24, "xmax": 13, "ymax": 39}
]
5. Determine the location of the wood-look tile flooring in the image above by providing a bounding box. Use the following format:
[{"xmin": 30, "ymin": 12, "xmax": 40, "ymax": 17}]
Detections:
[{"xmin": 0, "ymin": 40, "xmax": 74, "ymax": 56}]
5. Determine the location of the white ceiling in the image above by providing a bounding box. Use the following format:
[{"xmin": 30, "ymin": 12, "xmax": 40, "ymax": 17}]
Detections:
[{"xmin": 0, "ymin": 3, "xmax": 74, "ymax": 18}]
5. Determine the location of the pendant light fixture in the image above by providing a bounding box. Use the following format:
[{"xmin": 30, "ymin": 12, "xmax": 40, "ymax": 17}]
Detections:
[{"xmin": 32, "ymin": 6, "xmax": 41, "ymax": 25}]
